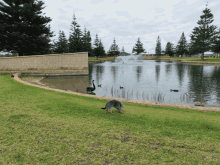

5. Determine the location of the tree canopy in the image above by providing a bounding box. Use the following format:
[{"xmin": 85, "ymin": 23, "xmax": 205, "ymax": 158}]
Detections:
[
  {"xmin": 132, "ymin": 38, "xmax": 145, "ymax": 55},
  {"xmin": 68, "ymin": 13, "xmax": 84, "ymax": 53},
  {"xmin": 0, "ymin": 0, "xmax": 55, "ymax": 56},
  {"xmin": 165, "ymin": 42, "xmax": 175, "ymax": 57},
  {"xmin": 155, "ymin": 36, "xmax": 162, "ymax": 57},
  {"xmin": 175, "ymin": 32, "xmax": 189, "ymax": 56},
  {"xmin": 189, "ymin": 2, "xmax": 220, "ymax": 60},
  {"xmin": 108, "ymin": 38, "xmax": 120, "ymax": 56}
]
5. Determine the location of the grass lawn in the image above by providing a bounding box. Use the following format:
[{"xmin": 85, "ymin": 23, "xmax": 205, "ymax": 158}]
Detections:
[
  {"xmin": 88, "ymin": 56, "xmax": 116, "ymax": 61},
  {"xmin": 151, "ymin": 56, "xmax": 220, "ymax": 63},
  {"xmin": 1, "ymin": 74, "xmax": 220, "ymax": 164}
]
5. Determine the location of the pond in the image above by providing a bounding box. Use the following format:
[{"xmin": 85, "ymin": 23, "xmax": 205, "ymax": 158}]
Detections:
[{"xmin": 20, "ymin": 56, "xmax": 220, "ymax": 108}]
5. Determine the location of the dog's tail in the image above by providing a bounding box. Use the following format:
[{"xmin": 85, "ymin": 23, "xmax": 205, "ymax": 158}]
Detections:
[{"xmin": 101, "ymin": 107, "xmax": 106, "ymax": 109}]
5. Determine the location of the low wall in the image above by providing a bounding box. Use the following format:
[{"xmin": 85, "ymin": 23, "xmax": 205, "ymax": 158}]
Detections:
[{"xmin": 0, "ymin": 52, "xmax": 88, "ymax": 75}]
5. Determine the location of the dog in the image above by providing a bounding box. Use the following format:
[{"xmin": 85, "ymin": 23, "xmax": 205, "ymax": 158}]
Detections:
[{"xmin": 101, "ymin": 99, "xmax": 123, "ymax": 115}]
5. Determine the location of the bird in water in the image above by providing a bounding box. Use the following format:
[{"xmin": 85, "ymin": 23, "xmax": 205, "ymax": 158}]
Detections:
[
  {"xmin": 120, "ymin": 86, "xmax": 123, "ymax": 89},
  {"xmin": 170, "ymin": 89, "xmax": 179, "ymax": 92},
  {"xmin": 98, "ymin": 84, "xmax": 101, "ymax": 87},
  {"xmin": 86, "ymin": 80, "xmax": 96, "ymax": 92}
]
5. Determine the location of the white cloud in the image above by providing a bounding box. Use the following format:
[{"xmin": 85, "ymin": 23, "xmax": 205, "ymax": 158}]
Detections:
[{"xmin": 5, "ymin": 0, "xmax": 220, "ymax": 54}]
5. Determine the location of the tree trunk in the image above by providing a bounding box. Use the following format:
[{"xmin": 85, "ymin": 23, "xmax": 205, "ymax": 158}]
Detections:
[
  {"xmin": 18, "ymin": 51, "xmax": 24, "ymax": 56},
  {"xmin": 201, "ymin": 52, "xmax": 204, "ymax": 61}
]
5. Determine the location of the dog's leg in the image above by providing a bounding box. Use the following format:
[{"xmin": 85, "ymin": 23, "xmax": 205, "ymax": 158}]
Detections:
[
  {"xmin": 110, "ymin": 108, "xmax": 113, "ymax": 115},
  {"xmin": 116, "ymin": 108, "xmax": 120, "ymax": 113},
  {"xmin": 119, "ymin": 108, "xmax": 123, "ymax": 114}
]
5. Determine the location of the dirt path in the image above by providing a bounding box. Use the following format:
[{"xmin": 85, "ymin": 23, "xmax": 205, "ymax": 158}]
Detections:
[{"xmin": 11, "ymin": 73, "xmax": 220, "ymax": 112}]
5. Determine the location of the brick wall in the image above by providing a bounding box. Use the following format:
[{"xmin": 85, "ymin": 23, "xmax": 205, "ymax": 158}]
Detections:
[{"xmin": 0, "ymin": 52, "xmax": 88, "ymax": 74}]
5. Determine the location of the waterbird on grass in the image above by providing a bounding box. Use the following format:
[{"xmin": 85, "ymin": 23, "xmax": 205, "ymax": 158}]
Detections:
[
  {"xmin": 11, "ymin": 75, "xmax": 14, "ymax": 78},
  {"xmin": 170, "ymin": 89, "xmax": 179, "ymax": 92},
  {"xmin": 86, "ymin": 80, "xmax": 96, "ymax": 92}
]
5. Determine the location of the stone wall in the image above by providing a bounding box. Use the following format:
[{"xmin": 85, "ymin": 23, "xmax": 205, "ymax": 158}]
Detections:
[{"xmin": 0, "ymin": 52, "xmax": 88, "ymax": 75}]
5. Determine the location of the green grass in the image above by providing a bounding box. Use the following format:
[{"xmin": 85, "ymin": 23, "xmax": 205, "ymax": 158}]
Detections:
[
  {"xmin": 88, "ymin": 56, "xmax": 116, "ymax": 61},
  {"xmin": 157, "ymin": 56, "xmax": 220, "ymax": 63},
  {"xmin": 1, "ymin": 74, "xmax": 220, "ymax": 164}
]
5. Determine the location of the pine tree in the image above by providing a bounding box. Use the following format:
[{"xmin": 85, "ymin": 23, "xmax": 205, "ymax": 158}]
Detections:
[
  {"xmin": 0, "ymin": 0, "xmax": 55, "ymax": 56},
  {"xmin": 132, "ymin": 47, "xmax": 135, "ymax": 54},
  {"xmin": 68, "ymin": 13, "xmax": 83, "ymax": 53},
  {"xmin": 120, "ymin": 46, "xmax": 125, "ymax": 56},
  {"xmin": 175, "ymin": 32, "xmax": 189, "ymax": 56},
  {"xmin": 155, "ymin": 36, "xmax": 162, "ymax": 57},
  {"xmin": 93, "ymin": 34, "xmax": 100, "ymax": 57},
  {"xmin": 52, "ymin": 30, "xmax": 69, "ymax": 53},
  {"xmin": 80, "ymin": 26, "xmax": 93, "ymax": 56},
  {"xmin": 189, "ymin": 2, "xmax": 220, "ymax": 60},
  {"xmin": 81, "ymin": 25, "xmax": 89, "ymax": 53},
  {"xmin": 165, "ymin": 42, "xmax": 175, "ymax": 57},
  {"xmin": 108, "ymin": 38, "xmax": 120, "ymax": 56},
  {"xmin": 86, "ymin": 30, "xmax": 93, "ymax": 57},
  {"xmin": 187, "ymin": 42, "xmax": 202, "ymax": 56},
  {"xmin": 211, "ymin": 30, "xmax": 220, "ymax": 54},
  {"xmin": 122, "ymin": 46, "xmax": 124, "ymax": 52},
  {"xmin": 133, "ymin": 38, "xmax": 145, "ymax": 55},
  {"xmin": 98, "ymin": 39, "xmax": 105, "ymax": 57}
]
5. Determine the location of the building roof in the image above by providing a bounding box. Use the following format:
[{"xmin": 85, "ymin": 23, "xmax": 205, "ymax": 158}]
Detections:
[{"xmin": 204, "ymin": 51, "xmax": 214, "ymax": 54}]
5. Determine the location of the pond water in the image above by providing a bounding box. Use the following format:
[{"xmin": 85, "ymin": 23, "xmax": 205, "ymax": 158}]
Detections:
[{"xmin": 22, "ymin": 57, "xmax": 220, "ymax": 108}]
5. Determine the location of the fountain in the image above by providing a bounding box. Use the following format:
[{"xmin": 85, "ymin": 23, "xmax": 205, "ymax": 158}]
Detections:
[{"xmin": 114, "ymin": 53, "xmax": 145, "ymax": 64}]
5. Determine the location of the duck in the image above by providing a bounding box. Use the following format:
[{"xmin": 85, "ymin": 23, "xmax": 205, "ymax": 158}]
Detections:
[
  {"xmin": 98, "ymin": 84, "xmax": 101, "ymax": 87},
  {"xmin": 120, "ymin": 86, "xmax": 123, "ymax": 89},
  {"xmin": 170, "ymin": 89, "xmax": 179, "ymax": 92},
  {"xmin": 11, "ymin": 75, "xmax": 14, "ymax": 78},
  {"xmin": 86, "ymin": 80, "xmax": 96, "ymax": 92},
  {"xmin": 195, "ymin": 101, "xmax": 204, "ymax": 106}
]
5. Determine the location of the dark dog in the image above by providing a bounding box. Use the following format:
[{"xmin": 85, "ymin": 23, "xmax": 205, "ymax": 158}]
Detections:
[{"xmin": 101, "ymin": 99, "xmax": 123, "ymax": 115}]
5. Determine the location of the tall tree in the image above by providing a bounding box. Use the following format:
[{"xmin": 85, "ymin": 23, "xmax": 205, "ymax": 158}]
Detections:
[
  {"xmin": 120, "ymin": 46, "xmax": 125, "ymax": 56},
  {"xmin": 210, "ymin": 29, "xmax": 220, "ymax": 54},
  {"xmin": 52, "ymin": 30, "xmax": 69, "ymax": 53},
  {"xmin": 80, "ymin": 26, "xmax": 93, "ymax": 56},
  {"xmin": 122, "ymin": 46, "xmax": 124, "ymax": 52},
  {"xmin": 155, "ymin": 36, "xmax": 162, "ymax": 57},
  {"xmin": 165, "ymin": 42, "xmax": 175, "ymax": 57},
  {"xmin": 132, "ymin": 47, "xmax": 135, "ymax": 54},
  {"xmin": 93, "ymin": 33, "xmax": 100, "ymax": 57},
  {"xmin": 189, "ymin": 2, "xmax": 220, "ymax": 60},
  {"xmin": 81, "ymin": 25, "xmax": 88, "ymax": 52},
  {"xmin": 68, "ymin": 13, "xmax": 83, "ymax": 53},
  {"xmin": 133, "ymin": 38, "xmax": 145, "ymax": 55},
  {"xmin": 108, "ymin": 38, "xmax": 120, "ymax": 56},
  {"xmin": 0, "ymin": 0, "xmax": 55, "ymax": 56},
  {"xmin": 86, "ymin": 30, "xmax": 93, "ymax": 57},
  {"xmin": 175, "ymin": 32, "xmax": 189, "ymax": 56},
  {"xmin": 98, "ymin": 39, "xmax": 105, "ymax": 57},
  {"xmin": 187, "ymin": 42, "xmax": 202, "ymax": 56}
]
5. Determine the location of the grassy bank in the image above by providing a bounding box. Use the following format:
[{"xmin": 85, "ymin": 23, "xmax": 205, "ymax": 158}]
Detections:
[
  {"xmin": 1, "ymin": 74, "xmax": 220, "ymax": 164},
  {"xmin": 144, "ymin": 56, "xmax": 220, "ymax": 63},
  {"xmin": 89, "ymin": 55, "xmax": 220, "ymax": 64}
]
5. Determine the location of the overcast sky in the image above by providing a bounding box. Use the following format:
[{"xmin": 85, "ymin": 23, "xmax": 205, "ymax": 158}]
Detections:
[{"xmin": 3, "ymin": 0, "xmax": 220, "ymax": 55}]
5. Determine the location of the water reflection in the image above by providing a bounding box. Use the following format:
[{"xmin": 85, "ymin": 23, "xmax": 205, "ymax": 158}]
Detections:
[{"xmin": 20, "ymin": 59, "xmax": 220, "ymax": 108}]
